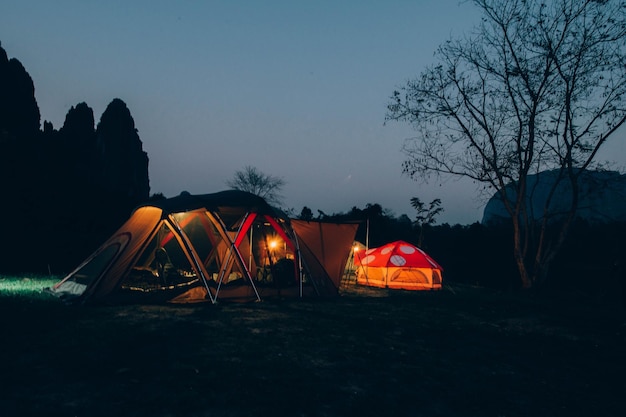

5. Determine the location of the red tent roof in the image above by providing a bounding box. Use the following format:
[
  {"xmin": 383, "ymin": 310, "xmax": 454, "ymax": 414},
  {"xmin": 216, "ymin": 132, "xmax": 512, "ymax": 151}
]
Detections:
[{"xmin": 354, "ymin": 240, "xmax": 443, "ymax": 270}]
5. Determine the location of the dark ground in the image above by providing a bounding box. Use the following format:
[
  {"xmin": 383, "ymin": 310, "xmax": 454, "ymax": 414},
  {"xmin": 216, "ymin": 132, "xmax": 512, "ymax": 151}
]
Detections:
[{"xmin": 1, "ymin": 283, "xmax": 625, "ymax": 417}]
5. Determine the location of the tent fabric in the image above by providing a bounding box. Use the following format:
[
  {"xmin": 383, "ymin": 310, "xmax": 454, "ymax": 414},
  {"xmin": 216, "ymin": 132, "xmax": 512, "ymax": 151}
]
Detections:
[
  {"xmin": 354, "ymin": 240, "xmax": 443, "ymax": 290},
  {"xmin": 290, "ymin": 220, "xmax": 359, "ymax": 288},
  {"xmin": 49, "ymin": 190, "xmax": 357, "ymax": 304}
]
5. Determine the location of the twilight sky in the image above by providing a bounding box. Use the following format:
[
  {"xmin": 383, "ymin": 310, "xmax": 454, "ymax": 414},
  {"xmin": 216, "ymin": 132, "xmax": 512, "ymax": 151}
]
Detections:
[{"xmin": 2, "ymin": 1, "xmax": 624, "ymax": 225}]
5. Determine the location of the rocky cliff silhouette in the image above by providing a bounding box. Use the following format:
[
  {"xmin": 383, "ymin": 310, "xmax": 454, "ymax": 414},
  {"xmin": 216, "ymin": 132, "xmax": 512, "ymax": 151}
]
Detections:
[{"xmin": 0, "ymin": 42, "xmax": 151, "ymax": 273}]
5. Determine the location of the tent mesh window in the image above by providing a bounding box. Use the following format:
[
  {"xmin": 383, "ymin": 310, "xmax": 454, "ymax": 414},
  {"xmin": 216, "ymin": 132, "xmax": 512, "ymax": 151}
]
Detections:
[
  {"xmin": 390, "ymin": 269, "xmax": 429, "ymax": 284},
  {"xmin": 75, "ymin": 243, "xmax": 123, "ymax": 286},
  {"xmin": 171, "ymin": 211, "xmax": 221, "ymax": 283},
  {"xmin": 52, "ymin": 230, "xmax": 132, "ymax": 299},
  {"xmin": 123, "ymin": 221, "xmax": 198, "ymax": 292}
]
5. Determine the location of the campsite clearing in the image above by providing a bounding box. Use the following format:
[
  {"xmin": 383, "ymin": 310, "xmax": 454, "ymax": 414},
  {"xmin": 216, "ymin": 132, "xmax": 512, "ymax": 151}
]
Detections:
[{"xmin": 1, "ymin": 282, "xmax": 625, "ymax": 417}]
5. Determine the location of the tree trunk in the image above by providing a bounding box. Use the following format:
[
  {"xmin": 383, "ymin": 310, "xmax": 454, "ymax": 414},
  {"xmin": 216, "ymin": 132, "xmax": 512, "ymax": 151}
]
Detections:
[{"xmin": 512, "ymin": 217, "xmax": 533, "ymax": 289}]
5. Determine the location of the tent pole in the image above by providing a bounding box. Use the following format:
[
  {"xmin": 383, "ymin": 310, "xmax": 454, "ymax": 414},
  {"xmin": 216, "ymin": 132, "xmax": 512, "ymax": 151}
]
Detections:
[
  {"xmin": 365, "ymin": 217, "xmax": 370, "ymax": 285},
  {"xmin": 249, "ymin": 226, "xmax": 253, "ymax": 271},
  {"xmin": 292, "ymin": 231, "xmax": 304, "ymax": 298},
  {"xmin": 366, "ymin": 217, "xmax": 369, "ymax": 252},
  {"xmin": 215, "ymin": 212, "xmax": 262, "ymax": 302}
]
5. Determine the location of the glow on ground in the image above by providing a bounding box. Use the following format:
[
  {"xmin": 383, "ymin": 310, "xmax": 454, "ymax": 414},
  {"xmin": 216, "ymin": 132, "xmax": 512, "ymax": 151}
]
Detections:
[{"xmin": 0, "ymin": 276, "xmax": 59, "ymax": 297}]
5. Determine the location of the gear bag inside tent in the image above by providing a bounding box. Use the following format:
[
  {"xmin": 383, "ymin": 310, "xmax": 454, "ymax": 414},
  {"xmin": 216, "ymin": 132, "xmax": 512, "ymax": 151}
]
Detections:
[{"xmin": 49, "ymin": 190, "xmax": 358, "ymax": 304}]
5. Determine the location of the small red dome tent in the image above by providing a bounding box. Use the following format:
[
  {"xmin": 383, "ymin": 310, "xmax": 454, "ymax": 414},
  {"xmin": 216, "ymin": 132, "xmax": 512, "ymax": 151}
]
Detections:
[{"xmin": 354, "ymin": 240, "xmax": 443, "ymax": 290}]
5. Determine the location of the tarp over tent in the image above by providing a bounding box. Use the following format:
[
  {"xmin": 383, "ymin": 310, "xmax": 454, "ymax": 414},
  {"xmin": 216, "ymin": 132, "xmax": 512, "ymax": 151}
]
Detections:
[
  {"xmin": 354, "ymin": 240, "xmax": 443, "ymax": 290},
  {"xmin": 49, "ymin": 190, "xmax": 358, "ymax": 304}
]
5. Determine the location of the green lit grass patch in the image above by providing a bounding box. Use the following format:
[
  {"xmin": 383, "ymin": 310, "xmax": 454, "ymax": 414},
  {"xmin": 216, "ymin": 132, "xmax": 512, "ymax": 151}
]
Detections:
[{"xmin": 0, "ymin": 275, "xmax": 60, "ymax": 299}]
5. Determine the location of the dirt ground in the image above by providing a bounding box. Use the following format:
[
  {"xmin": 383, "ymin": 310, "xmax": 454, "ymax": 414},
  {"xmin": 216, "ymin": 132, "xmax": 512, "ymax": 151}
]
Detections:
[{"xmin": 1, "ymin": 283, "xmax": 625, "ymax": 417}]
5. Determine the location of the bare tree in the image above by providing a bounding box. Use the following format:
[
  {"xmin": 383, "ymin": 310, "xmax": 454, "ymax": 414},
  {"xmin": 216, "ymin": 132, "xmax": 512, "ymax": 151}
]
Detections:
[
  {"xmin": 387, "ymin": 0, "xmax": 626, "ymax": 288},
  {"xmin": 226, "ymin": 165, "xmax": 286, "ymax": 206}
]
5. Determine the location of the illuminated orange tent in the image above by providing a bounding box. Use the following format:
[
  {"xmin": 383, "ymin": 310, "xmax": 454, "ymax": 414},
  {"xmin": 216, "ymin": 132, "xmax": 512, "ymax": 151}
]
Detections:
[
  {"xmin": 354, "ymin": 240, "xmax": 443, "ymax": 290},
  {"xmin": 49, "ymin": 190, "xmax": 358, "ymax": 304}
]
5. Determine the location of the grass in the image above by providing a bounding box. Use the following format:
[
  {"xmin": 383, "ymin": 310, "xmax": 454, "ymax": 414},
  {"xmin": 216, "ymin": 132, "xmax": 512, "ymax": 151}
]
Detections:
[
  {"xmin": 0, "ymin": 276, "xmax": 625, "ymax": 417},
  {"xmin": 0, "ymin": 275, "xmax": 60, "ymax": 298}
]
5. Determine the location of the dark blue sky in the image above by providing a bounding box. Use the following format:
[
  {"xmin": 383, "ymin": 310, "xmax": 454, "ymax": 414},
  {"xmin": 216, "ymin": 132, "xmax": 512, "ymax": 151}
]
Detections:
[{"xmin": 2, "ymin": 1, "xmax": 624, "ymax": 224}]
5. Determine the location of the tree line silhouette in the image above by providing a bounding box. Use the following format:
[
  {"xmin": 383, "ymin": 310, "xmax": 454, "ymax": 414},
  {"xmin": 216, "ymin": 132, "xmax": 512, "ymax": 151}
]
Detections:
[{"xmin": 1, "ymin": 41, "xmax": 625, "ymax": 298}]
